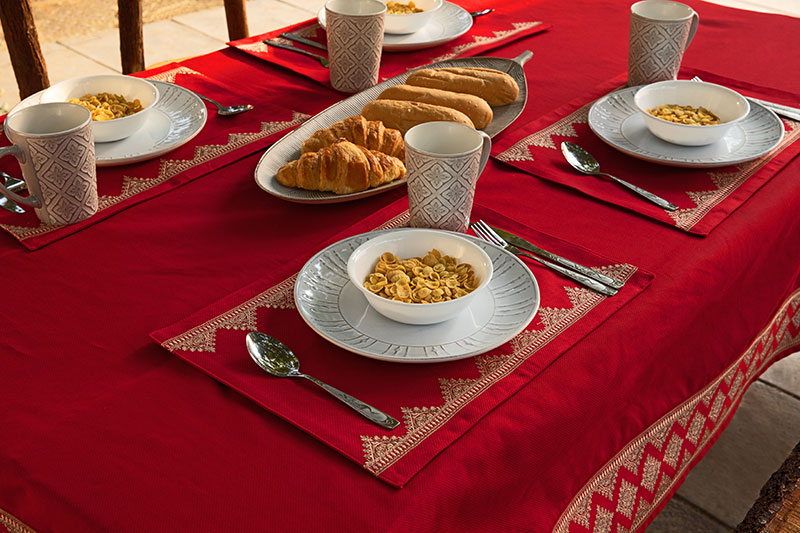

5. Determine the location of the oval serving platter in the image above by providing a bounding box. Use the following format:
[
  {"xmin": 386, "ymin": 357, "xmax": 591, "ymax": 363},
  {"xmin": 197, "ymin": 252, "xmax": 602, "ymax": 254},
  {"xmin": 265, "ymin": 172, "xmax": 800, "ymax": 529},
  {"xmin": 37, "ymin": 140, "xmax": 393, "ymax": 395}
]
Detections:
[{"xmin": 255, "ymin": 51, "xmax": 532, "ymax": 204}]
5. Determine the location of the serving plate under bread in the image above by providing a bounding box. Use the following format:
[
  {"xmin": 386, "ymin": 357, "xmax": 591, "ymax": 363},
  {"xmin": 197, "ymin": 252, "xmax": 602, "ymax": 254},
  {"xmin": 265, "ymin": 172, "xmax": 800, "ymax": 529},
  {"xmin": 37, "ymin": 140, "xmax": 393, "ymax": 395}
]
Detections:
[{"xmin": 255, "ymin": 51, "xmax": 532, "ymax": 204}]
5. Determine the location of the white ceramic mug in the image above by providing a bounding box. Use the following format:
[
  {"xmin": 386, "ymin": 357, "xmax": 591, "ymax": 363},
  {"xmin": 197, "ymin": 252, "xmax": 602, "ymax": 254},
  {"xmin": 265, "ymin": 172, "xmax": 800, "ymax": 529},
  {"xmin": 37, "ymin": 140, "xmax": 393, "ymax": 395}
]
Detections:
[
  {"xmin": 628, "ymin": 0, "xmax": 699, "ymax": 86},
  {"xmin": 325, "ymin": 0, "xmax": 386, "ymax": 93},
  {"xmin": 405, "ymin": 122, "xmax": 491, "ymax": 233},
  {"xmin": 0, "ymin": 103, "xmax": 97, "ymax": 225}
]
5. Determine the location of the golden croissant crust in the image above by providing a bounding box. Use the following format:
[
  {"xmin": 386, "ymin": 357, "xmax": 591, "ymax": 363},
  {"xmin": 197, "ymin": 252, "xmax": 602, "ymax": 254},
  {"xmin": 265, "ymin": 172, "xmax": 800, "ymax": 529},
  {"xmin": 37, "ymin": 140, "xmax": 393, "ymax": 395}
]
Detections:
[
  {"xmin": 276, "ymin": 139, "xmax": 406, "ymax": 195},
  {"xmin": 301, "ymin": 115, "xmax": 405, "ymax": 160}
]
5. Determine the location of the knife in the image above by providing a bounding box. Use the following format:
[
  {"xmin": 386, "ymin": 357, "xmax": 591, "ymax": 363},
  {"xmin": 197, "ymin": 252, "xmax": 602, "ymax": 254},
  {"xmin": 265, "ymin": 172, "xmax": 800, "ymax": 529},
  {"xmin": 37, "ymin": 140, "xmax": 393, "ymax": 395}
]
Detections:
[
  {"xmin": 262, "ymin": 39, "xmax": 329, "ymax": 68},
  {"xmin": 279, "ymin": 32, "xmax": 328, "ymax": 51},
  {"xmin": 489, "ymin": 225, "xmax": 625, "ymax": 290}
]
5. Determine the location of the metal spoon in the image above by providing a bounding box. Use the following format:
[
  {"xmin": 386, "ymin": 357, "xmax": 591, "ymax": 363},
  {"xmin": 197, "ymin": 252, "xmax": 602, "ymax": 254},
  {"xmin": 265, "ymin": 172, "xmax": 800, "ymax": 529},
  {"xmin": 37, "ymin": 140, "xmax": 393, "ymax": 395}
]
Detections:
[
  {"xmin": 194, "ymin": 93, "xmax": 253, "ymax": 116},
  {"xmin": 560, "ymin": 142, "xmax": 679, "ymax": 212},
  {"xmin": 470, "ymin": 8, "xmax": 495, "ymax": 17},
  {"xmin": 246, "ymin": 332, "xmax": 399, "ymax": 430}
]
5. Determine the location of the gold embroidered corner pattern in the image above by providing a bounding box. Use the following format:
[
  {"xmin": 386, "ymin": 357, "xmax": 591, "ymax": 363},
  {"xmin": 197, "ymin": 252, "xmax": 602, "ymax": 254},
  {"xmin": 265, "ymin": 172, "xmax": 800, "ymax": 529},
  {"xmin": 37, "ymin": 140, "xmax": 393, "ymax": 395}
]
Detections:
[
  {"xmin": 495, "ymin": 104, "xmax": 590, "ymax": 162},
  {"xmin": 429, "ymin": 21, "xmax": 544, "ymax": 64},
  {"xmin": 360, "ymin": 264, "xmax": 638, "ymax": 476}
]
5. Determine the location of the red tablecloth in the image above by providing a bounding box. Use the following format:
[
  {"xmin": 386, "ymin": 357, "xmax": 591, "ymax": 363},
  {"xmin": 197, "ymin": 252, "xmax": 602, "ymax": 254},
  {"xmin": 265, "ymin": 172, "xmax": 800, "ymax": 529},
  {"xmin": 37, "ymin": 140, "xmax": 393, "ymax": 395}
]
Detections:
[{"xmin": 2, "ymin": 1, "xmax": 800, "ymax": 532}]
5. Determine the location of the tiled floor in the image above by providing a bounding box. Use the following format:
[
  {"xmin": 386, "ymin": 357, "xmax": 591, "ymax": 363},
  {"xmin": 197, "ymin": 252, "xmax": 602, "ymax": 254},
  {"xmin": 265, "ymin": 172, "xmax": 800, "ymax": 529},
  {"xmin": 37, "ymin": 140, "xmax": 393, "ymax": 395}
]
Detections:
[{"xmin": 1, "ymin": 1, "xmax": 799, "ymax": 530}]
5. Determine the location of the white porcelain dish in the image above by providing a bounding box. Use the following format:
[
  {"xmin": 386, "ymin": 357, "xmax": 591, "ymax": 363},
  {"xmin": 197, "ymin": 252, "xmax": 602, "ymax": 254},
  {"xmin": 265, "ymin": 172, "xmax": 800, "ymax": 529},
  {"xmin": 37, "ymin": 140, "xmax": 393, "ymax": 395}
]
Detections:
[
  {"xmin": 347, "ymin": 229, "xmax": 493, "ymax": 325},
  {"xmin": 295, "ymin": 229, "xmax": 540, "ymax": 363},
  {"xmin": 589, "ymin": 85, "xmax": 784, "ymax": 168},
  {"xmin": 318, "ymin": 1, "xmax": 472, "ymax": 51},
  {"xmin": 11, "ymin": 81, "xmax": 207, "ymax": 166},
  {"xmin": 255, "ymin": 51, "xmax": 531, "ymax": 203},
  {"xmin": 634, "ymin": 80, "xmax": 750, "ymax": 146},
  {"xmin": 383, "ymin": 0, "xmax": 442, "ymax": 34},
  {"xmin": 40, "ymin": 75, "xmax": 159, "ymax": 143}
]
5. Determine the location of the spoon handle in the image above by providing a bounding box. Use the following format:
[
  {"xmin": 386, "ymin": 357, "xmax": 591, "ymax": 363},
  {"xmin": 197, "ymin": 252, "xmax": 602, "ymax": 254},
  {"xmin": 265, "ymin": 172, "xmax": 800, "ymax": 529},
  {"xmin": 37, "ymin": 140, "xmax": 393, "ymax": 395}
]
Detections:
[
  {"xmin": 301, "ymin": 374, "xmax": 400, "ymax": 430},
  {"xmin": 599, "ymin": 172, "xmax": 679, "ymax": 212}
]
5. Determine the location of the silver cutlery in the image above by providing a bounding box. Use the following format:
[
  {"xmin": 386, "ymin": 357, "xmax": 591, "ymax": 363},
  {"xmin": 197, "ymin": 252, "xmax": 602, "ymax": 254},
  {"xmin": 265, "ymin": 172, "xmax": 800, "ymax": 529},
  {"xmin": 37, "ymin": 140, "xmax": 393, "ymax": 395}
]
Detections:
[
  {"xmin": 691, "ymin": 76, "xmax": 800, "ymax": 122},
  {"xmin": 279, "ymin": 32, "xmax": 327, "ymax": 51},
  {"xmin": 470, "ymin": 8, "xmax": 495, "ymax": 17},
  {"xmin": 471, "ymin": 220, "xmax": 619, "ymax": 297},
  {"xmin": 479, "ymin": 222, "xmax": 624, "ymax": 290},
  {"xmin": 191, "ymin": 92, "xmax": 253, "ymax": 116},
  {"xmin": 561, "ymin": 141, "xmax": 679, "ymax": 212},
  {"xmin": 263, "ymin": 39, "xmax": 330, "ymax": 68},
  {"xmin": 0, "ymin": 172, "xmax": 26, "ymax": 214},
  {"xmin": 246, "ymin": 332, "xmax": 399, "ymax": 430}
]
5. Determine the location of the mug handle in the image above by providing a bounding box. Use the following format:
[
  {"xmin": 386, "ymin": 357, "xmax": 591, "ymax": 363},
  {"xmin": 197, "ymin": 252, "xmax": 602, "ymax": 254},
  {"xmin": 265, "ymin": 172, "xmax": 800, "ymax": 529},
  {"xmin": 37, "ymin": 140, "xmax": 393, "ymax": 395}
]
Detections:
[
  {"xmin": 476, "ymin": 130, "xmax": 492, "ymax": 178},
  {"xmin": 0, "ymin": 146, "xmax": 41, "ymax": 208},
  {"xmin": 684, "ymin": 10, "xmax": 699, "ymax": 50}
]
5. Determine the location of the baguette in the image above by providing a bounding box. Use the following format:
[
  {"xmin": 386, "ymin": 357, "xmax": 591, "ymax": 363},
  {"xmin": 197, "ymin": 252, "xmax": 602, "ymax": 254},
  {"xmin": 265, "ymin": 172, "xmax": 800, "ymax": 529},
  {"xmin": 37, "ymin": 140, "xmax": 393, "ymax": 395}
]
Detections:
[
  {"xmin": 377, "ymin": 85, "xmax": 493, "ymax": 129},
  {"xmin": 361, "ymin": 100, "xmax": 474, "ymax": 135},
  {"xmin": 406, "ymin": 67, "xmax": 519, "ymax": 106}
]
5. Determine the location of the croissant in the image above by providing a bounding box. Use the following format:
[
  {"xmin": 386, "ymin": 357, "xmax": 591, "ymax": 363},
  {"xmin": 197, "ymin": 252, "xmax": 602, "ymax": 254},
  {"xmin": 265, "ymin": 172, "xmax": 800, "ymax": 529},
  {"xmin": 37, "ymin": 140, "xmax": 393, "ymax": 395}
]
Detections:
[
  {"xmin": 276, "ymin": 140, "xmax": 406, "ymax": 195},
  {"xmin": 301, "ymin": 115, "xmax": 405, "ymax": 160}
]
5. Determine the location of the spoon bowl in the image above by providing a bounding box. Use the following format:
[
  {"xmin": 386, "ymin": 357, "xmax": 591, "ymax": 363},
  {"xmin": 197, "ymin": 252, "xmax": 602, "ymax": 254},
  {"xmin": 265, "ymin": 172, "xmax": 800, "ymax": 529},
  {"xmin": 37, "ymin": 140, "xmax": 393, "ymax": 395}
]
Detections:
[
  {"xmin": 560, "ymin": 142, "xmax": 679, "ymax": 212},
  {"xmin": 245, "ymin": 332, "xmax": 400, "ymax": 429}
]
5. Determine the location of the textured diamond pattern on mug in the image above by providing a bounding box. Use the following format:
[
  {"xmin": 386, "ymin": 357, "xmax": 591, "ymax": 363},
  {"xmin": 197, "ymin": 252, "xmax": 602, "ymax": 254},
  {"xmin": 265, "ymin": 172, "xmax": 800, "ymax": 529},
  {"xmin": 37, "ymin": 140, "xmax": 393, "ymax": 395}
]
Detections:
[
  {"xmin": 26, "ymin": 127, "xmax": 97, "ymax": 225},
  {"xmin": 628, "ymin": 18, "xmax": 689, "ymax": 85},
  {"xmin": 407, "ymin": 154, "xmax": 480, "ymax": 232},
  {"xmin": 328, "ymin": 14, "xmax": 384, "ymax": 93}
]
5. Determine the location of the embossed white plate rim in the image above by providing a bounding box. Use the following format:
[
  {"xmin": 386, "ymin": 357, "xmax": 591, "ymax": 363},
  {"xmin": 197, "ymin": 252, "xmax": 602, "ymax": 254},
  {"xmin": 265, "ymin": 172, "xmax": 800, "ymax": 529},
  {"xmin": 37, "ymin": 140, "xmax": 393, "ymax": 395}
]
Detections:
[
  {"xmin": 255, "ymin": 53, "xmax": 530, "ymax": 204},
  {"xmin": 294, "ymin": 229, "xmax": 540, "ymax": 363},
  {"xmin": 8, "ymin": 81, "xmax": 208, "ymax": 166},
  {"xmin": 588, "ymin": 85, "xmax": 785, "ymax": 168},
  {"xmin": 317, "ymin": 1, "xmax": 472, "ymax": 51}
]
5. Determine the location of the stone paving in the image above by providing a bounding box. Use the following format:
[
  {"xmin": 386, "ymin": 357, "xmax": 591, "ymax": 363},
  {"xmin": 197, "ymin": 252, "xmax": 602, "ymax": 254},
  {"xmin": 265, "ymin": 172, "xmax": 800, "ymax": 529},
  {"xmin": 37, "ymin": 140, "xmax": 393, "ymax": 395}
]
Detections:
[{"xmin": 1, "ymin": 0, "xmax": 799, "ymax": 530}]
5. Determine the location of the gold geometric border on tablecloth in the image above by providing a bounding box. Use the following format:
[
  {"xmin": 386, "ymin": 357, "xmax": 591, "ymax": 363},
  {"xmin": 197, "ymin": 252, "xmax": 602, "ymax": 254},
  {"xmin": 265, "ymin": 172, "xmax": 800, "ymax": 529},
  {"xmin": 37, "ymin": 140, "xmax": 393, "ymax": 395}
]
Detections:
[
  {"xmin": 496, "ymin": 108, "xmax": 800, "ymax": 232},
  {"xmin": 0, "ymin": 506, "xmax": 36, "ymax": 533},
  {"xmin": 553, "ymin": 287, "xmax": 800, "ymax": 533},
  {"xmin": 161, "ymin": 210, "xmax": 638, "ymax": 477}
]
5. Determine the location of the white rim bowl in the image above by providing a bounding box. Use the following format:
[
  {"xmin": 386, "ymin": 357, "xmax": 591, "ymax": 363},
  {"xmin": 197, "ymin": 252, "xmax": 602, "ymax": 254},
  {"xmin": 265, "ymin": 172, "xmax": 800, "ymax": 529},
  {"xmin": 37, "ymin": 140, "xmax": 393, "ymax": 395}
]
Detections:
[
  {"xmin": 633, "ymin": 80, "xmax": 749, "ymax": 147},
  {"xmin": 383, "ymin": 0, "xmax": 443, "ymax": 34},
  {"xmin": 347, "ymin": 229, "xmax": 493, "ymax": 325},
  {"xmin": 40, "ymin": 75, "xmax": 159, "ymax": 143}
]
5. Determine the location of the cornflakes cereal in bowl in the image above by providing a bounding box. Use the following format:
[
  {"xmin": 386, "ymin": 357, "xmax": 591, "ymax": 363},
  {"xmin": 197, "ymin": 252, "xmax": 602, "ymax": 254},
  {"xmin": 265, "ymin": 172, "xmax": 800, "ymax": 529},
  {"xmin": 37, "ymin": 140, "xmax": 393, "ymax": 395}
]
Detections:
[
  {"xmin": 41, "ymin": 75, "xmax": 159, "ymax": 142},
  {"xmin": 633, "ymin": 80, "xmax": 749, "ymax": 146},
  {"xmin": 382, "ymin": 0, "xmax": 442, "ymax": 34},
  {"xmin": 347, "ymin": 228, "xmax": 493, "ymax": 325}
]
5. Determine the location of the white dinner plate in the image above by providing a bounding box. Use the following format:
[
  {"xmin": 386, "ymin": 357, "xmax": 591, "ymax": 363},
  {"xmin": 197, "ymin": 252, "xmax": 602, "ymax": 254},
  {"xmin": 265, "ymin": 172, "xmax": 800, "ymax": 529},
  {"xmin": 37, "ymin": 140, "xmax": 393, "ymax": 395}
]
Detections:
[
  {"xmin": 317, "ymin": 1, "xmax": 473, "ymax": 51},
  {"xmin": 255, "ymin": 52, "xmax": 531, "ymax": 204},
  {"xmin": 588, "ymin": 86, "xmax": 785, "ymax": 168},
  {"xmin": 8, "ymin": 81, "xmax": 207, "ymax": 167},
  {"xmin": 294, "ymin": 229, "xmax": 540, "ymax": 363}
]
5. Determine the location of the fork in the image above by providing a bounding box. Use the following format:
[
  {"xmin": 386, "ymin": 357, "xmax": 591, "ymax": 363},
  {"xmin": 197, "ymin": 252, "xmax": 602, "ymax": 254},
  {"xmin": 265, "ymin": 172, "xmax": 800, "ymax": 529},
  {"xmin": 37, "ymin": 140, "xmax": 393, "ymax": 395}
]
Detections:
[
  {"xmin": 0, "ymin": 172, "xmax": 25, "ymax": 214},
  {"xmin": 472, "ymin": 220, "xmax": 619, "ymax": 297},
  {"xmin": 690, "ymin": 76, "xmax": 800, "ymax": 122}
]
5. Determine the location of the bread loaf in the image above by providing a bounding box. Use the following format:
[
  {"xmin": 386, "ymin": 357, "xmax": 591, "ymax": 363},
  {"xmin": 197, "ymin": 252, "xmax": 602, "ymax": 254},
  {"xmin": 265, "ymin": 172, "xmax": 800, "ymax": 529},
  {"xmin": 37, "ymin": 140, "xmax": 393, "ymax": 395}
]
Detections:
[
  {"xmin": 377, "ymin": 85, "xmax": 493, "ymax": 129},
  {"xmin": 302, "ymin": 115, "xmax": 405, "ymax": 160},
  {"xmin": 406, "ymin": 67, "xmax": 519, "ymax": 106},
  {"xmin": 361, "ymin": 100, "xmax": 474, "ymax": 135},
  {"xmin": 276, "ymin": 140, "xmax": 405, "ymax": 194}
]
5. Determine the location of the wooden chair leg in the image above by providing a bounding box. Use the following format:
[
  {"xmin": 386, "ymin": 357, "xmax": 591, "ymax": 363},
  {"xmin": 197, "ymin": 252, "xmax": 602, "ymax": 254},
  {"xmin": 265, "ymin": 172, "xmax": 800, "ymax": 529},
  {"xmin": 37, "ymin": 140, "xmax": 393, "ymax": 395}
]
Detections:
[
  {"xmin": 118, "ymin": 0, "xmax": 144, "ymax": 74},
  {"xmin": 224, "ymin": 0, "xmax": 249, "ymax": 41},
  {"xmin": 0, "ymin": 0, "xmax": 49, "ymax": 99}
]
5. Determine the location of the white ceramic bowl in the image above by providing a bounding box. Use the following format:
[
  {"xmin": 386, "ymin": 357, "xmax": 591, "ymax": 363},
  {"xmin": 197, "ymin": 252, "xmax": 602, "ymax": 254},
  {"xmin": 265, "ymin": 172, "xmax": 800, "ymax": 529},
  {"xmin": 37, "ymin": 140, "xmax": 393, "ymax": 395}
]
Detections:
[
  {"xmin": 383, "ymin": 0, "xmax": 442, "ymax": 34},
  {"xmin": 347, "ymin": 229, "xmax": 493, "ymax": 325},
  {"xmin": 40, "ymin": 75, "xmax": 159, "ymax": 143},
  {"xmin": 633, "ymin": 80, "xmax": 749, "ymax": 146}
]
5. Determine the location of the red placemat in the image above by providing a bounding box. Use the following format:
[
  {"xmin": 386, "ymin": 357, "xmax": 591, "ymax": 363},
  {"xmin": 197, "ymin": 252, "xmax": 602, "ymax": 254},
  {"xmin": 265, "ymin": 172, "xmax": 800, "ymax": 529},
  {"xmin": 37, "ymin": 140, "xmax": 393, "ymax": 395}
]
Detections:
[
  {"xmin": 492, "ymin": 68, "xmax": 800, "ymax": 236},
  {"xmin": 228, "ymin": 0, "xmax": 549, "ymax": 87},
  {"xmin": 151, "ymin": 199, "xmax": 653, "ymax": 487},
  {"xmin": 0, "ymin": 63, "xmax": 308, "ymax": 250}
]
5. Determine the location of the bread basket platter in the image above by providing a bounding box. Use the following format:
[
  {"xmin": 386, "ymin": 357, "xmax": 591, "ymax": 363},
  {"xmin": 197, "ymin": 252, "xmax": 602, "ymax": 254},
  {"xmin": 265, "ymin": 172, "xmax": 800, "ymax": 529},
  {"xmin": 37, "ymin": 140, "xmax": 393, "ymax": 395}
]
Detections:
[{"xmin": 255, "ymin": 51, "xmax": 533, "ymax": 204}]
